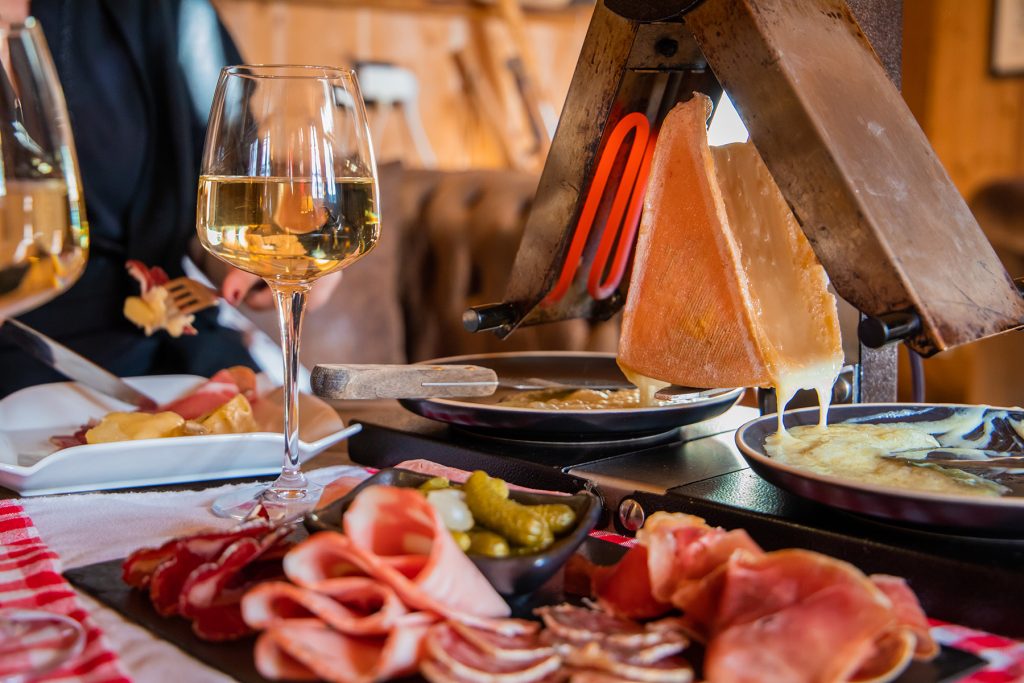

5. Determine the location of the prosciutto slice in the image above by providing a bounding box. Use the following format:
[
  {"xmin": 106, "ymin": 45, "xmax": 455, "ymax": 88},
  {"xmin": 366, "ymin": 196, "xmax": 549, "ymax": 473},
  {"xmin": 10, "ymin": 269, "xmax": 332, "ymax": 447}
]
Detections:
[
  {"xmin": 285, "ymin": 486, "xmax": 510, "ymax": 620},
  {"xmin": 159, "ymin": 366, "xmax": 258, "ymax": 420},
  {"xmin": 870, "ymin": 575, "xmax": 939, "ymax": 660},
  {"xmin": 253, "ymin": 616, "xmax": 433, "ymax": 683},
  {"xmin": 637, "ymin": 513, "xmax": 762, "ymax": 610}
]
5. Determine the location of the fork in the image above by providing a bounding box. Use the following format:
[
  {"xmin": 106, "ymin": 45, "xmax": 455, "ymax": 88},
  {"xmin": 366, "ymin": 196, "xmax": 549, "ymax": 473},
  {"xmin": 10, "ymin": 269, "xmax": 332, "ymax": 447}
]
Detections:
[{"xmin": 165, "ymin": 277, "xmax": 220, "ymax": 315}]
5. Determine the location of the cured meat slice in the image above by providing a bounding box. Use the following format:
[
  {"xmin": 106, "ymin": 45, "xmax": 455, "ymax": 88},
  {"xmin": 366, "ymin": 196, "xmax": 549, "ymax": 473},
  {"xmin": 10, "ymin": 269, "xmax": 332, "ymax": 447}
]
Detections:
[
  {"xmin": 179, "ymin": 527, "xmax": 292, "ymax": 641},
  {"xmin": 450, "ymin": 622, "xmax": 555, "ymax": 663},
  {"xmin": 425, "ymin": 623, "xmax": 563, "ymax": 683},
  {"xmin": 254, "ymin": 616, "xmax": 431, "ymax": 683},
  {"xmin": 849, "ymin": 629, "xmax": 917, "ymax": 683},
  {"xmin": 563, "ymin": 642, "xmax": 693, "ymax": 683},
  {"xmin": 617, "ymin": 93, "xmax": 843, "ymax": 397},
  {"xmin": 703, "ymin": 580, "xmax": 894, "ymax": 683},
  {"xmin": 535, "ymin": 605, "xmax": 684, "ymax": 651},
  {"xmin": 122, "ymin": 522, "xmax": 270, "ymax": 589},
  {"xmin": 159, "ymin": 366, "xmax": 258, "ymax": 420},
  {"xmin": 636, "ymin": 513, "xmax": 761, "ymax": 611},
  {"xmin": 286, "ymin": 486, "xmax": 510, "ymax": 620},
  {"xmin": 688, "ymin": 550, "xmax": 906, "ymax": 683},
  {"xmin": 591, "ymin": 546, "xmax": 671, "ymax": 620},
  {"xmin": 242, "ymin": 576, "xmax": 410, "ymax": 635},
  {"xmin": 870, "ymin": 574, "xmax": 939, "ymax": 660},
  {"xmin": 393, "ymin": 461, "xmax": 569, "ymax": 496}
]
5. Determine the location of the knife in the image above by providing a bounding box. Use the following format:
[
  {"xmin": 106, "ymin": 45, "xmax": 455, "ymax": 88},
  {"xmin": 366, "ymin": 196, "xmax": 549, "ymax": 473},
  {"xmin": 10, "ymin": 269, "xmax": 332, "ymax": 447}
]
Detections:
[{"xmin": 0, "ymin": 318, "xmax": 158, "ymax": 409}]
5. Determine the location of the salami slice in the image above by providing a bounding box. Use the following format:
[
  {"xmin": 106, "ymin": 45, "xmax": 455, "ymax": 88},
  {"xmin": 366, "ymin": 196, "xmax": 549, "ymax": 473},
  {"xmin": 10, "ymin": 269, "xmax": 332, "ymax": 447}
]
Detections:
[
  {"xmin": 425, "ymin": 623, "xmax": 563, "ymax": 683},
  {"xmin": 450, "ymin": 622, "xmax": 555, "ymax": 663}
]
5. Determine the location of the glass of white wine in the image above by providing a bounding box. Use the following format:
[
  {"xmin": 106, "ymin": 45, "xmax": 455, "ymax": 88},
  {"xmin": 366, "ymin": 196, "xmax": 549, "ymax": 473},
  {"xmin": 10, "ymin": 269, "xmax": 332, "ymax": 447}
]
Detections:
[
  {"xmin": 197, "ymin": 65, "xmax": 379, "ymax": 519},
  {"xmin": 0, "ymin": 19, "xmax": 88, "ymax": 682}
]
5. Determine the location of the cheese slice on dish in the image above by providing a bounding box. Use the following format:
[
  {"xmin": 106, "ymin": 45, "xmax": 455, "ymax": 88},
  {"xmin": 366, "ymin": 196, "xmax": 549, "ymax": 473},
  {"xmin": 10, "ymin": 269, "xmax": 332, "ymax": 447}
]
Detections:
[{"xmin": 617, "ymin": 94, "xmax": 843, "ymax": 423}]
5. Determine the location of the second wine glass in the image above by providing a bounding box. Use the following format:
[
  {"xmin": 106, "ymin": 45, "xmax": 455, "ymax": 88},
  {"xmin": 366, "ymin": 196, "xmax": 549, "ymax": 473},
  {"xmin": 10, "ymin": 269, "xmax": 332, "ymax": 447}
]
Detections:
[{"xmin": 197, "ymin": 65, "xmax": 379, "ymax": 519}]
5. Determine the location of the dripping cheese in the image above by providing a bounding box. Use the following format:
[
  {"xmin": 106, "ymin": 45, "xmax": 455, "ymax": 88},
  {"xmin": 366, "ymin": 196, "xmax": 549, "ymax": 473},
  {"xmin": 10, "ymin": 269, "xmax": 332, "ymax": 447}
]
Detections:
[{"xmin": 617, "ymin": 94, "xmax": 843, "ymax": 416}]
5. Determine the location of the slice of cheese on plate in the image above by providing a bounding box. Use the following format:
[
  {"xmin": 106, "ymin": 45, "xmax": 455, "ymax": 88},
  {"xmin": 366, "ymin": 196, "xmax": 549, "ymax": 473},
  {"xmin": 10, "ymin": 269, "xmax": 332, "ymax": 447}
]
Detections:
[{"xmin": 617, "ymin": 94, "xmax": 843, "ymax": 416}]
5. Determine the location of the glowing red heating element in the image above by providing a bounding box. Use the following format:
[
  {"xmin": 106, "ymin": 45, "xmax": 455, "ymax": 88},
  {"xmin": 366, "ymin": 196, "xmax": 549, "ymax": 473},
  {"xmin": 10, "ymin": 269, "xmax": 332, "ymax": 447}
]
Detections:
[{"xmin": 543, "ymin": 111, "xmax": 657, "ymax": 305}]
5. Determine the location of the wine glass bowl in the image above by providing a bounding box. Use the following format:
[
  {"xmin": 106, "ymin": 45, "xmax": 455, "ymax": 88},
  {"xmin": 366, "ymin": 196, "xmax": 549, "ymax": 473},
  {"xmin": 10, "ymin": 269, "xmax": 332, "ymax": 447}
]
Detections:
[
  {"xmin": 0, "ymin": 19, "xmax": 88, "ymax": 320},
  {"xmin": 198, "ymin": 65, "xmax": 379, "ymax": 518},
  {"xmin": 0, "ymin": 19, "xmax": 89, "ymax": 682}
]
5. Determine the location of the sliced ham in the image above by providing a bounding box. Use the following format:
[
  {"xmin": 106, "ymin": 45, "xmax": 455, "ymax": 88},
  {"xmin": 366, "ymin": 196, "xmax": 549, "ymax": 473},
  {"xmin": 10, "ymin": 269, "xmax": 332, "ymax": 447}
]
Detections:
[
  {"xmin": 254, "ymin": 616, "xmax": 431, "ymax": 683},
  {"xmin": 870, "ymin": 574, "xmax": 939, "ymax": 660},
  {"xmin": 285, "ymin": 486, "xmax": 510, "ymax": 621},
  {"xmin": 242, "ymin": 577, "xmax": 410, "ymax": 636},
  {"xmin": 159, "ymin": 366, "xmax": 258, "ymax": 420},
  {"xmin": 636, "ymin": 513, "xmax": 762, "ymax": 611},
  {"xmin": 393, "ymin": 461, "xmax": 569, "ymax": 496}
]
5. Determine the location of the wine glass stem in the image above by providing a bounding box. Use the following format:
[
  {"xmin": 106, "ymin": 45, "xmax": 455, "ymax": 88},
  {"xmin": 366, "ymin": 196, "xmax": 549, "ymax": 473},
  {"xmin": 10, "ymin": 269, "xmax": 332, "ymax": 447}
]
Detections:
[{"xmin": 270, "ymin": 281, "xmax": 310, "ymax": 490}]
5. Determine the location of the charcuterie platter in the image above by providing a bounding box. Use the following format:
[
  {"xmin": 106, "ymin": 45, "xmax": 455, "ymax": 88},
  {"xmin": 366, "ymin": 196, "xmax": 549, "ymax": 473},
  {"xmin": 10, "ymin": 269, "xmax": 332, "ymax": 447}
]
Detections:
[
  {"xmin": 62, "ymin": 465, "xmax": 985, "ymax": 683},
  {"xmin": 64, "ymin": 539, "xmax": 983, "ymax": 683}
]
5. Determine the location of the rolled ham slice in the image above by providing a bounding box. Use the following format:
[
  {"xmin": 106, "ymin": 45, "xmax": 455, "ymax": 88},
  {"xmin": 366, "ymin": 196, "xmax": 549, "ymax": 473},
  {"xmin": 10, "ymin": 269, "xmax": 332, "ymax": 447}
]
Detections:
[
  {"xmin": 253, "ymin": 616, "xmax": 432, "ymax": 683},
  {"xmin": 242, "ymin": 577, "xmax": 410, "ymax": 636},
  {"xmin": 285, "ymin": 486, "xmax": 511, "ymax": 621}
]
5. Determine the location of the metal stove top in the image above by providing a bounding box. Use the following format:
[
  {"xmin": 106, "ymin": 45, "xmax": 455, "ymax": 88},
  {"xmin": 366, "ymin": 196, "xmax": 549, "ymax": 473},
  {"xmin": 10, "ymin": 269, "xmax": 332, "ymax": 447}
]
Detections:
[{"xmin": 346, "ymin": 403, "xmax": 1024, "ymax": 637}]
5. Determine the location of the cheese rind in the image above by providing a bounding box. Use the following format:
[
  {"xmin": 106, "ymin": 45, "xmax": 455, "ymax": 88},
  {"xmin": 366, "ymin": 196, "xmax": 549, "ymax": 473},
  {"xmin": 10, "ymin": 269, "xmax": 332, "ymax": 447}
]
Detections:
[{"xmin": 618, "ymin": 94, "xmax": 843, "ymax": 403}]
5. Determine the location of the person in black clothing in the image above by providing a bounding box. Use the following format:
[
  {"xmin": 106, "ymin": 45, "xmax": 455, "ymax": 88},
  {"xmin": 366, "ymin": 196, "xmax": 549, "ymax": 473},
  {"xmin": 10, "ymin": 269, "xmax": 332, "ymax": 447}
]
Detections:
[{"xmin": 0, "ymin": 0, "xmax": 342, "ymax": 396}]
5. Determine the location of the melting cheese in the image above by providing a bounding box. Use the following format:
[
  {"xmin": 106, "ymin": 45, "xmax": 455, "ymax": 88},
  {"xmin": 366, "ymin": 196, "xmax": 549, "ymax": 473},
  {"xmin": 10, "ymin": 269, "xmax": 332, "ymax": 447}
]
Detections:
[
  {"xmin": 86, "ymin": 411, "xmax": 189, "ymax": 444},
  {"xmin": 617, "ymin": 94, "xmax": 843, "ymax": 426},
  {"xmin": 765, "ymin": 423, "xmax": 1007, "ymax": 497}
]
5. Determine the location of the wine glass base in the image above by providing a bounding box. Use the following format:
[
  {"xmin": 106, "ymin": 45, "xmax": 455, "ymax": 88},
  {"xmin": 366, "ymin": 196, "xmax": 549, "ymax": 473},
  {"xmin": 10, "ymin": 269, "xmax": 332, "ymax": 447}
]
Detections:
[
  {"xmin": 0, "ymin": 609, "xmax": 85, "ymax": 683},
  {"xmin": 211, "ymin": 482, "xmax": 324, "ymax": 522}
]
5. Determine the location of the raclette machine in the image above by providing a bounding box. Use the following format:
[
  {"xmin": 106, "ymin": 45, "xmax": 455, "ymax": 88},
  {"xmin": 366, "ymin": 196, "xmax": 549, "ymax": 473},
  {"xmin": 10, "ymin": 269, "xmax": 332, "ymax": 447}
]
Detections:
[{"xmin": 463, "ymin": 0, "xmax": 1024, "ymax": 403}]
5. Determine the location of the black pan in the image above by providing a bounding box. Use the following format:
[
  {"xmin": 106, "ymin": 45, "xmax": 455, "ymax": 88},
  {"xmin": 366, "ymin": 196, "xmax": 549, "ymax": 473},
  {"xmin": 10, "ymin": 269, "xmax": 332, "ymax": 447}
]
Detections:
[
  {"xmin": 399, "ymin": 352, "xmax": 743, "ymax": 440},
  {"xmin": 736, "ymin": 403, "xmax": 1024, "ymax": 536}
]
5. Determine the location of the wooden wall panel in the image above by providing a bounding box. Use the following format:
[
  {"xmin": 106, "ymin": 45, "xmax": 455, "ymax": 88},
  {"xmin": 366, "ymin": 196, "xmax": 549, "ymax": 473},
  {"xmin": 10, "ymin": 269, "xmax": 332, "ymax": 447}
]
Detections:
[{"xmin": 212, "ymin": 0, "xmax": 591, "ymax": 170}]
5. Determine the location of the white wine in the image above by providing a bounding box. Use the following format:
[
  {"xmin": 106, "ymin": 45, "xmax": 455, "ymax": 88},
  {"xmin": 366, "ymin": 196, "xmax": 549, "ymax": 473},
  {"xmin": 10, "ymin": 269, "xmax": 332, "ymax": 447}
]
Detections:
[
  {"xmin": 197, "ymin": 175, "xmax": 379, "ymax": 282},
  {"xmin": 0, "ymin": 178, "xmax": 88, "ymax": 318}
]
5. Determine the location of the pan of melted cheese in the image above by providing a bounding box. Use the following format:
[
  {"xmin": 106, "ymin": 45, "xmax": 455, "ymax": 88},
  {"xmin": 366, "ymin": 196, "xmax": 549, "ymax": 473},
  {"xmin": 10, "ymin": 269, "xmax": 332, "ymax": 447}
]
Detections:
[{"xmin": 737, "ymin": 404, "xmax": 1024, "ymax": 534}]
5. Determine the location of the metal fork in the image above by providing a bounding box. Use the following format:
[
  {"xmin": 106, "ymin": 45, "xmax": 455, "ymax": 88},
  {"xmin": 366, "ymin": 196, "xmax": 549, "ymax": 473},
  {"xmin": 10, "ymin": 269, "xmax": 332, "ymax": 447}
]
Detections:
[{"xmin": 165, "ymin": 277, "xmax": 220, "ymax": 315}]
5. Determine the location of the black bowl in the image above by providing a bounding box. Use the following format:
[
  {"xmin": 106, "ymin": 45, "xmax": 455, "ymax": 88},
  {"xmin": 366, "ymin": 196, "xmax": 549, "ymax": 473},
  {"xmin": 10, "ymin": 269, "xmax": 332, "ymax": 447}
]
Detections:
[{"xmin": 305, "ymin": 468, "xmax": 601, "ymax": 596}]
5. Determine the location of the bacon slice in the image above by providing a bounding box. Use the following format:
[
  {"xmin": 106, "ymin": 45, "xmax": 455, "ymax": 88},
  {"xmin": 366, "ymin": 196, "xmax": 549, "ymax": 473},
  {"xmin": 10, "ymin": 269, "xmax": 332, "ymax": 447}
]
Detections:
[
  {"xmin": 159, "ymin": 366, "xmax": 258, "ymax": 420},
  {"xmin": 286, "ymin": 486, "xmax": 511, "ymax": 621},
  {"xmin": 242, "ymin": 577, "xmax": 410, "ymax": 636},
  {"xmin": 254, "ymin": 616, "xmax": 432, "ymax": 683}
]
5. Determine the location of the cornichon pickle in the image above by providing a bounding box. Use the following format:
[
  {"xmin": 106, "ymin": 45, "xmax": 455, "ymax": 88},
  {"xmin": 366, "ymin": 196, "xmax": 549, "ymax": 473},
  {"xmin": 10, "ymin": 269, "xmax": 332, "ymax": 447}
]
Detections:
[
  {"xmin": 418, "ymin": 476, "xmax": 450, "ymax": 493},
  {"xmin": 466, "ymin": 529, "xmax": 510, "ymax": 557},
  {"xmin": 531, "ymin": 503, "xmax": 576, "ymax": 535},
  {"xmin": 464, "ymin": 471, "xmax": 553, "ymax": 549},
  {"xmin": 451, "ymin": 530, "xmax": 471, "ymax": 552}
]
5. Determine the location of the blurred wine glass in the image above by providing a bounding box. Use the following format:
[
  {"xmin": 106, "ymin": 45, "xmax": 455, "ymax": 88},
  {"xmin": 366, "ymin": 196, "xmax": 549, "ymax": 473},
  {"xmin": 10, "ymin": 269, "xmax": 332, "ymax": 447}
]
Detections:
[
  {"xmin": 197, "ymin": 65, "xmax": 379, "ymax": 519},
  {"xmin": 0, "ymin": 18, "xmax": 88, "ymax": 682},
  {"xmin": 0, "ymin": 19, "xmax": 87, "ymax": 321}
]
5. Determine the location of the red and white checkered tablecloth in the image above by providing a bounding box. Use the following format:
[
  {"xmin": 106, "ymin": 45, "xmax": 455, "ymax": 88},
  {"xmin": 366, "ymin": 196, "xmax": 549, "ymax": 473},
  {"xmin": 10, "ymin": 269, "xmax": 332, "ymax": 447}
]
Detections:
[{"xmin": 0, "ymin": 500, "xmax": 130, "ymax": 683}]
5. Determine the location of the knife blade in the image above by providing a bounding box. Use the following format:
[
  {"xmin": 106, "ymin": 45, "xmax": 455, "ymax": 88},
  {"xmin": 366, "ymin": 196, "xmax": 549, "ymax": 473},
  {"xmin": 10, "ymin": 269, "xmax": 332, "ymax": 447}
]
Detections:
[{"xmin": 1, "ymin": 319, "xmax": 158, "ymax": 409}]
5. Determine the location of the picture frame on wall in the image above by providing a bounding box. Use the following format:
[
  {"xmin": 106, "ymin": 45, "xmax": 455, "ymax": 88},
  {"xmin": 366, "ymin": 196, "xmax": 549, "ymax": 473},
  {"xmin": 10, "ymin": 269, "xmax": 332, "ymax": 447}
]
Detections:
[{"xmin": 992, "ymin": 0, "xmax": 1024, "ymax": 76}]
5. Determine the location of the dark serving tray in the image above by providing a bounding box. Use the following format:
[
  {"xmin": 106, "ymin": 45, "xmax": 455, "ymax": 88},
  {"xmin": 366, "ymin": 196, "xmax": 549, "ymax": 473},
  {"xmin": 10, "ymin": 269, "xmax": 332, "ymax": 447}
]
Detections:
[{"xmin": 65, "ymin": 537, "xmax": 984, "ymax": 683}]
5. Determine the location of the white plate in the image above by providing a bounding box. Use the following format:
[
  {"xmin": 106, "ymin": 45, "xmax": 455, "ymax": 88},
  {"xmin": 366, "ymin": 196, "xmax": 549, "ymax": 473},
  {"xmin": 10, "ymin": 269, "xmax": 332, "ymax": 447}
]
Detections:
[{"xmin": 0, "ymin": 375, "xmax": 361, "ymax": 496}]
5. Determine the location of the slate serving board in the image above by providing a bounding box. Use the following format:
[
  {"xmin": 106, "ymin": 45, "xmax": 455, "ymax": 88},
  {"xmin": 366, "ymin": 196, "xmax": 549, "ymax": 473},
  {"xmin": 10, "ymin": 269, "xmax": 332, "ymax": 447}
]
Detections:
[{"xmin": 65, "ymin": 537, "xmax": 985, "ymax": 683}]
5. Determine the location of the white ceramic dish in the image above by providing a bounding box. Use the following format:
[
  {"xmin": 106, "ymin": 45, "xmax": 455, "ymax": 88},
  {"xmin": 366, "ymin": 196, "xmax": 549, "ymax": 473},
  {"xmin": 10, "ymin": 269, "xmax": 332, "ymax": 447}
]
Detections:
[{"xmin": 0, "ymin": 375, "xmax": 360, "ymax": 496}]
